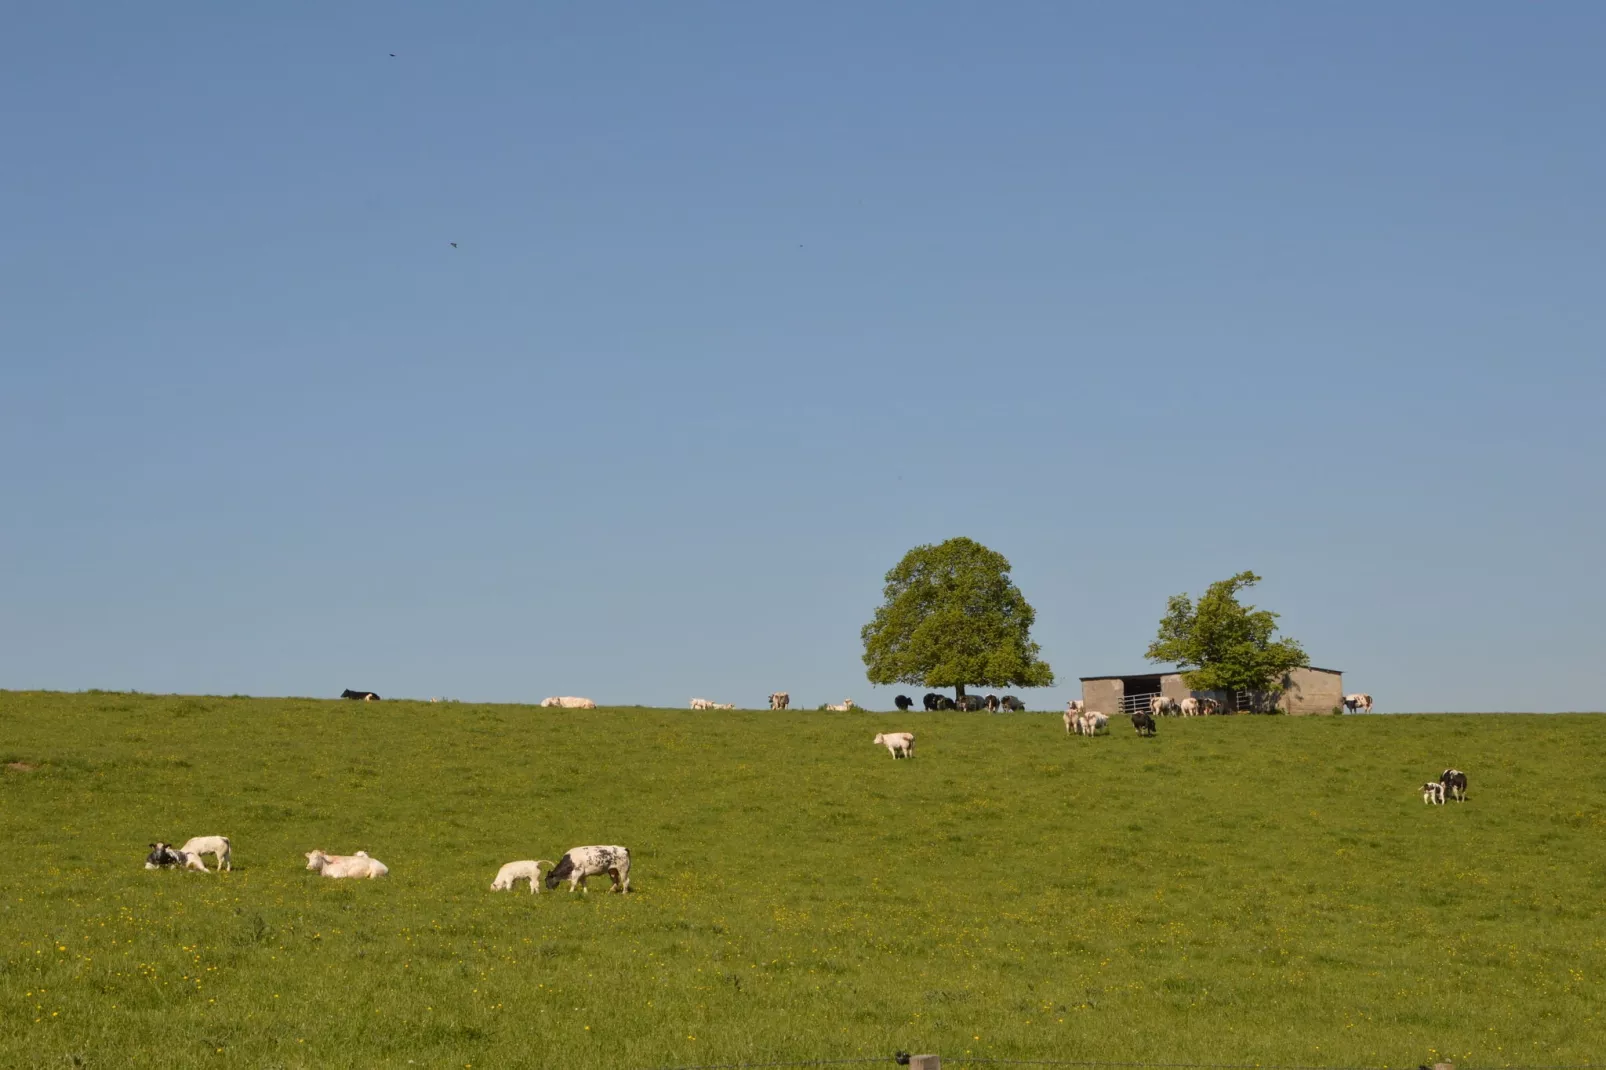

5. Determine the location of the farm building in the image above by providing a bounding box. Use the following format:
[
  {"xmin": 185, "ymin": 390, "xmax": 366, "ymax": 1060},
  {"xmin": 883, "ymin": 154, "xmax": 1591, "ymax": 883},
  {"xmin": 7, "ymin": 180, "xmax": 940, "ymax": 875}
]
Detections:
[{"xmin": 1079, "ymin": 666, "xmax": 1344, "ymax": 716}]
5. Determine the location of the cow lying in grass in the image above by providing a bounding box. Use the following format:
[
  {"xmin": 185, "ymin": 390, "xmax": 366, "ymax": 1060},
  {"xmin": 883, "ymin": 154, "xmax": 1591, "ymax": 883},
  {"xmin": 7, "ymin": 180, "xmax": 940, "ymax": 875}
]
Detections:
[
  {"xmin": 545, "ymin": 846, "xmax": 631, "ymax": 893},
  {"xmin": 145, "ymin": 842, "xmax": 208, "ymax": 871},
  {"xmin": 491, "ymin": 859, "xmax": 556, "ymax": 893},
  {"xmin": 873, "ymin": 731, "xmax": 914, "ymax": 758},
  {"xmin": 305, "ymin": 850, "xmax": 389, "ymax": 879}
]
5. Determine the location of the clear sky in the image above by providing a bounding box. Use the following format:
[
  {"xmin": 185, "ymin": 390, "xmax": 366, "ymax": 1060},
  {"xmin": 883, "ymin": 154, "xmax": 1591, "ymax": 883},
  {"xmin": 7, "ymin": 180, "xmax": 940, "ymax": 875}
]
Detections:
[{"xmin": 3, "ymin": 4, "xmax": 1602, "ymax": 711}]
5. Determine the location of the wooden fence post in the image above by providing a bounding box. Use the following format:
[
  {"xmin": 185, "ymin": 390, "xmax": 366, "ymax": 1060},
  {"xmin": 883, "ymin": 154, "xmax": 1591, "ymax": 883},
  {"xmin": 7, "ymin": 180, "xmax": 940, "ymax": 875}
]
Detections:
[{"xmin": 908, "ymin": 1056, "xmax": 940, "ymax": 1070}]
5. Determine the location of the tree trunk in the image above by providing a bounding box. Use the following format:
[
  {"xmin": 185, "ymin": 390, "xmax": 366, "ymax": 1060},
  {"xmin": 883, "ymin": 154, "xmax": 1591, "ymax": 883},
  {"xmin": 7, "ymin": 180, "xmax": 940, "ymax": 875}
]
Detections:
[{"xmin": 954, "ymin": 684, "xmax": 966, "ymax": 702}]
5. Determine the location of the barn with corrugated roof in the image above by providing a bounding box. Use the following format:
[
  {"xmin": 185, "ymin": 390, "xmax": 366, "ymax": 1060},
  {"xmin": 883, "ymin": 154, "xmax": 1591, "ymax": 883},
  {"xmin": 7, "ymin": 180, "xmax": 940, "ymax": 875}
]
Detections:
[{"xmin": 1079, "ymin": 666, "xmax": 1344, "ymax": 716}]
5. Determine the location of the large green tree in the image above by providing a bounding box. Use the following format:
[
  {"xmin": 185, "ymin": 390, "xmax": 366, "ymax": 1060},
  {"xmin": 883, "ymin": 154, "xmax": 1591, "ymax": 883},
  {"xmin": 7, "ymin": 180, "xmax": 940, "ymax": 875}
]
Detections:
[
  {"xmin": 1146, "ymin": 570, "xmax": 1309, "ymax": 709},
  {"xmin": 861, "ymin": 537, "xmax": 1054, "ymax": 701}
]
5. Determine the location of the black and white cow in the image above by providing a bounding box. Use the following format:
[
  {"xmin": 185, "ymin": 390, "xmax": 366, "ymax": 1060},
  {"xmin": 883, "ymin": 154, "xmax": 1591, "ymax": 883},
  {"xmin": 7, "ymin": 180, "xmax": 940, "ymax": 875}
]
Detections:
[
  {"xmin": 984, "ymin": 694, "xmax": 1000, "ymax": 712},
  {"xmin": 922, "ymin": 693, "xmax": 941, "ymax": 711},
  {"xmin": 545, "ymin": 845, "xmax": 632, "ymax": 893},
  {"xmin": 894, "ymin": 695, "xmax": 914, "ymax": 711},
  {"xmin": 145, "ymin": 842, "xmax": 207, "ymax": 871},
  {"xmin": 1131, "ymin": 711, "xmax": 1157, "ymax": 737},
  {"xmin": 341, "ymin": 689, "xmax": 381, "ymax": 701},
  {"xmin": 1439, "ymin": 768, "xmax": 1468, "ymax": 802},
  {"xmin": 1000, "ymin": 695, "xmax": 1025, "ymax": 712},
  {"xmin": 1421, "ymin": 781, "xmax": 1446, "ymax": 805}
]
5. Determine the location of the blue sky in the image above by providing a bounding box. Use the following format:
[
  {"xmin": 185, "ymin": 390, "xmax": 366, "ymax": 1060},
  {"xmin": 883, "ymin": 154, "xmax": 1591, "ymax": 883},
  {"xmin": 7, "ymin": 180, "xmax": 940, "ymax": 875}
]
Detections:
[{"xmin": 3, "ymin": 3, "xmax": 1602, "ymax": 711}]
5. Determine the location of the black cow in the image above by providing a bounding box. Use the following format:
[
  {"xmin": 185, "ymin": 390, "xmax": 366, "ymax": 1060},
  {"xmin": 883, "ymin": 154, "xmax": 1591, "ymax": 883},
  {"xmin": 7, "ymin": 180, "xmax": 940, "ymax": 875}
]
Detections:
[
  {"xmin": 1439, "ymin": 768, "xmax": 1468, "ymax": 802},
  {"xmin": 1131, "ymin": 711, "xmax": 1157, "ymax": 737},
  {"xmin": 341, "ymin": 689, "xmax": 381, "ymax": 701},
  {"xmin": 1000, "ymin": 695, "xmax": 1025, "ymax": 711},
  {"xmin": 894, "ymin": 695, "xmax": 914, "ymax": 711},
  {"xmin": 935, "ymin": 695, "xmax": 957, "ymax": 710},
  {"xmin": 922, "ymin": 693, "xmax": 941, "ymax": 711},
  {"xmin": 984, "ymin": 694, "xmax": 1000, "ymax": 712}
]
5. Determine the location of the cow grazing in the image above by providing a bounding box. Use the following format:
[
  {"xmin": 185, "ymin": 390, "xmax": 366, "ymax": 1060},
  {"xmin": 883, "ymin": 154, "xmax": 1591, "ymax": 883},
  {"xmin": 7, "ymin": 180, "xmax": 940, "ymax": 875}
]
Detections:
[
  {"xmin": 341, "ymin": 689, "xmax": 380, "ymax": 701},
  {"xmin": 1343, "ymin": 693, "xmax": 1373, "ymax": 714},
  {"xmin": 1422, "ymin": 781, "xmax": 1446, "ymax": 805},
  {"xmin": 491, "ymin": 859, "xmax": 556, "ymax": 894},
  {"xmin": 1000, "ymin": 695, "xmax": 1024, "ymax": 712},
  {"xmin": 304, "ymin": 850, "xmax": 389, "ymax": 879},
  {"xmin": 873, "ymin": 731, "xmax": 915, "ymax": 758},
  {"xmin": 541, "ymin": 696, "xmax": 598, "ymax": 709},
  {"xmin": 824, "ymin": 699, "xmax": 856, "ymax": 711},
  {"xmin": 179, "ymin": 836, "xmax": 231, "ymax": 872},
  {"xmin": 1440, "ymin": 768, "xmax": 1468, "ymax": 802},
  {"xmin": 545, "ymin": 846, "xmax": 631, "ymax": 893},
  {"xmin": 769, "ymin": 692, "xmax": 790, "ymax": 710},
  {"xmin": 1131, "ymin": 711, "xmax": 1157, "ymax": 737},
  {"xmin": 145, "ymin": 842, "xmax": 207, "ymax": 871},
  {"xmin": 894, "ymin": 694, "xmax": 914, "ymax": 711},
  {"xmin": 1179, "ymin": 697, "xmax": 1200, "ymax": 717}
]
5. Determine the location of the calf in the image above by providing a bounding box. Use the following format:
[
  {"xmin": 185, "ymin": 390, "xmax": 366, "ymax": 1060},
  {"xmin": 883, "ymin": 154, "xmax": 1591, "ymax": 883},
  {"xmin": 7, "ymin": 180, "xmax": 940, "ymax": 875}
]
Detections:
[
  {"xmin": 894, "ymin": 695, "xmax": 914, "ymax": 711},
  {"xmin": 1439, "ymin": 768, "xmax": 1468, "ymax": 802},
  {"xmin": 1131, "ymin": 711, "xmax": 1157, "ymax": 737},
  {"xmin": 873, "ymin": 731, "xmax": 915, "ymax": 758},
  {"xmin": 545, "ymin": 845, "xmax": 631, "ymax": 893},
  {"xmin": 491, "ymin": 859, "xmax": 556, "ymax": 894},
  {"xmin": 1343, "ymin": 693, "xmax": 1373, "ymax": 714},
  {"xmin": 769, "ymin": 692, "xmax": 790, "ymax": 710},
  {"xmin": 179, "ymin": 835, "xmax": 231, "ymax": 872},
  {"xmin": 1422, "ymin": 781, "xmax": 1446, "ymax": 805},
  {"xmin": 1000, "ymin": 695, "xmax": 1025, "ymax": 712},
  {"xmin": 145, "ymin": 842, "xmax": 208, "ymax": 872},
  {"xmin": 305, "ymin": 849, "xmax": 389, "ymax": 879},
  {"xmin": 341, "ymin": 689, "xmax": 380, "ymax": 701}
]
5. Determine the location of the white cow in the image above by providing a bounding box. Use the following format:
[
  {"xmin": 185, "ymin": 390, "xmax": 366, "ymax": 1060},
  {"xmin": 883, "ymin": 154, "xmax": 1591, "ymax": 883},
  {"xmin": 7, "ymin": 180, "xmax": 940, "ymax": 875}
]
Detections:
[
  {"xmin": 873, "ymin": 731, "xmax": 915, "ymax": 758},
  {"xmin": 690, "ymin": 698, "xmax": 714, "ymax": 710},
  {"xmin": 711, "ymin": 702, "xmax": 735, "ymax": 710},
  {"xmin": 179, "ymin": 835, "xmax": 232, "ymax": 872},
  {"xmin": 491, "ymin": 859, "xmax": 555, "ymax": 894},
  {"xmin": 1179, "ymin": 697, "xmax": 1200, "ymax": 717},
  {"xmin": 542, "ymin": 696, "xmax": 598, "ymax": 709},
  {"xmin": 305, "ymin": 849, "xmax": 389, "ymax": 879},
  {"xmin": 769, "ymin": 692, "xmax": 790, "ymax": 710},
  {"xmin": 145, "ymin": 842, "xmax": 208, "ymax": 871},
  {"xmin": 1081, "ymin": 711, "xmax": 1109, "ymax": 736},
  {"xmin": 1066, "ymin": 700, "xmax": 1086, "ymax": 717},
  {"xmin": 1063, "ymin": 706, "xmax": 1080, "ymax": 734},
  {"xmin": 1150, "ymin": 695, "xmax": 1180, "ymax": 717},
  {"xmin": 825, "ymin": 699, "xmax": 856, "ymax": 711},
  {"xmin": 1343, "ymin": 693, "xmax": 1373, "ymax": 714},
  {"xmin": 545, "ymin": 846, "xmax": 631, "ymax": 893}
]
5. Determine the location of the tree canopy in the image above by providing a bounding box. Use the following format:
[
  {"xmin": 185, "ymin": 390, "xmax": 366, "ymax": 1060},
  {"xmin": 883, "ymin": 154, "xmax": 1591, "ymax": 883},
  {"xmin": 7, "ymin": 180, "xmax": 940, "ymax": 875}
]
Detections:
[
  {"xmin": 1145, "ymin": 571, "xmax": 1309, "ymax": 703},
  {"xmin": 861, "ymin": 537, "xmax": 1054, "ymax": 699}
]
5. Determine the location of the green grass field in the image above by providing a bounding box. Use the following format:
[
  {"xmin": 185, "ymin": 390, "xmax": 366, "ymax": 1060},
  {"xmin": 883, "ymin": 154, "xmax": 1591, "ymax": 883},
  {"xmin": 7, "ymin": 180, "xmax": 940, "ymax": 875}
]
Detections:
[{"xmin": 2, "ymin": 691, "xmax": 1602, "ymax": 1068}]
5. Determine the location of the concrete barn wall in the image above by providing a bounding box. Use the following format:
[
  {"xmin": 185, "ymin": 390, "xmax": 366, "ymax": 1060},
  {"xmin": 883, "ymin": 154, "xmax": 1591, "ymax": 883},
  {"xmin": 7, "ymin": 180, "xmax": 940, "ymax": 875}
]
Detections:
[
  {"xmin": 1277, "ymin": 667, "xmax": 1344, "ymax": 714},
  {"xmin": 1081, "ymin": 678, "xmax": 1123, "ymax": 715}
]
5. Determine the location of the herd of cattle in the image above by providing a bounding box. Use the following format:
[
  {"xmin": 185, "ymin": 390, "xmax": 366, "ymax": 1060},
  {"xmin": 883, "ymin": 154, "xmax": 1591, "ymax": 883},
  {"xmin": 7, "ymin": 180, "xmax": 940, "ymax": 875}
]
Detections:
[{"xmin": 145, "ymin": 838, "xmax": 633, "ymax": 892}]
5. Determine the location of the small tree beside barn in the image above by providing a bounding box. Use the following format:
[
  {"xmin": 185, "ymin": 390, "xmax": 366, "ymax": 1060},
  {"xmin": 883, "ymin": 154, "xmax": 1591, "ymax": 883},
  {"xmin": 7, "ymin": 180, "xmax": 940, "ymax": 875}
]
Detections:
[
  {"xmin": 1146, "ymin": 570, "xmax": 1309, "ymax": 711},
  {"xmin": 862, "ymin": 537, "xmax": 1054, "ymax": 703}
]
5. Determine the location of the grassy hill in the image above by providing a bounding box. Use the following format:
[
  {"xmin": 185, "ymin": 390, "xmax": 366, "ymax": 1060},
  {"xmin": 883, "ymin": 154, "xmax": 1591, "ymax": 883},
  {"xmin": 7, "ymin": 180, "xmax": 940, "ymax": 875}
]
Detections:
[{"xmin": 1, "ymin": 690, "xmax": 1602, "ymax": 1068}]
